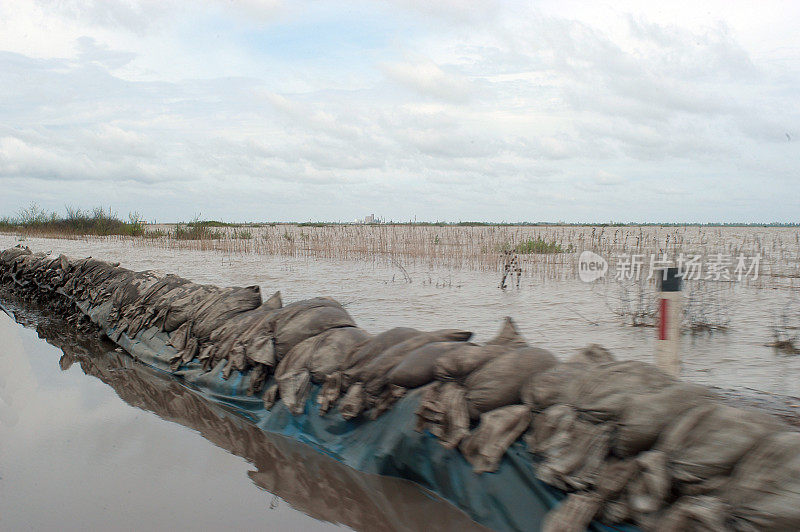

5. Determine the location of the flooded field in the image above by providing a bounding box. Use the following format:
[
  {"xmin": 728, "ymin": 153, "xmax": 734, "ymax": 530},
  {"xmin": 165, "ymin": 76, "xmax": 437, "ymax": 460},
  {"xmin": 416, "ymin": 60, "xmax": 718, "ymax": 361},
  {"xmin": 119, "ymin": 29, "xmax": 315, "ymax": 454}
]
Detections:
[
  {"xmin": 2, "ymin": 228, "xmax": 800, "ymax": 529},
  {"xmin": 131, "ymin": 224, "xmax": 800, "ymax": 282}
]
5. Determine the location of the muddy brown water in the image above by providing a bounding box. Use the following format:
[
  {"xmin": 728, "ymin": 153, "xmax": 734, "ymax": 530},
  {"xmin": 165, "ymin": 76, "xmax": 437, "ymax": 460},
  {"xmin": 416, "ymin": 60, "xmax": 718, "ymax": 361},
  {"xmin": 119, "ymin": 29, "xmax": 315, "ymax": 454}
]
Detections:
[{"xmin": 1, "ymin": 233, "xmax": 799, "ymax": 529}]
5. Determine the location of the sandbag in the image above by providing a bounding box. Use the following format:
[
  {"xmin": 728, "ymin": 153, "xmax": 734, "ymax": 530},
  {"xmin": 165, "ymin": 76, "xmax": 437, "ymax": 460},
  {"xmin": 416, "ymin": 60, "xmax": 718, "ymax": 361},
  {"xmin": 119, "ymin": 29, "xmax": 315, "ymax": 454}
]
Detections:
[
  {"xmin": 725, "ymin": 431, "xmax": 800, "ymax": 531},
  {"xmin": 521, "ymin": 362, "xmax": 590, "ymax": 412},
  {"xmin": 388, "ymin": 341, "xmax": 470, "ymax": 388},
  {"xmin": 270, "ymin": 297, "xmax": 356, "ymax": 360},
  {"xmin": 465, "ymin": 347, "xmax": 558, "ymax": 418},
  {"xmin": 433, "ymin": 344, "xmax": 507, "ymax": 382},
  {"xmin": 528, "ymin": 404, "xmax": 612, "ymax": 492},
  {"xmin": 190, "ymin": 285, "xmax": 262, "ymax": 338},
  {"xmin": 615, "ymin": 382, "xmax": 715, "ymax": 457},
  {"xmin": 344, "ymin": 327, "xmax": 422, "ymax": 377},
  {"xmin": 485, "ymin": 316, "xmax": 529, "ymax": 348},
  {"xmin": 318, "ymin": 372, "xmax": 342, "ymax": 414},
  {"xmin": 415, "ymin": 382, "xmax": 470, "ymax": 449},
  {"xmin": 200, "ymin": 302, "xmax": 278, "ymax": 371},
  {"xmin": 307, "ymin": 327, "xmax": 371, "ymax": 382},
  {"xmin": 339, "ymin": 382, "xmax": 366, "ymax": 420},
  {"xmin": 433, "ymin": 317, "xmax": 527, "ymax": 382},
  {"xmin": 459, "ymin": 404, "xmax": 530, "ymax": 473},
  {"xmin": 162, "ymin": 284, "xmax": 226, "ymax": 332},
  {"xmin": 276, "ymin": 326, "xmax": 369, "ymax": 384},
  {"xmin": 656, "ymin": 403, "xmax": 784, "ymax": 495},
  {"xmin": 358, "ymin": 329, "xmax": 473, "ymax": 396},
  {"xmin": 0, "ymin": 246, "xmax": 31, "ymax": 267},
  {"xmin": 108, "ymin": 270, "xmax": 167, "ymax": 314},
  {"xmin": 567, "ymin": 361, "xmax": 675, "ymax": 424},
  {"xmin": 278, "ymin": 369, "xmax": 312, "ymax": 416},
  {"xmin": 567, "ymin": 344, "xmax": 615, "ymax": 365}
]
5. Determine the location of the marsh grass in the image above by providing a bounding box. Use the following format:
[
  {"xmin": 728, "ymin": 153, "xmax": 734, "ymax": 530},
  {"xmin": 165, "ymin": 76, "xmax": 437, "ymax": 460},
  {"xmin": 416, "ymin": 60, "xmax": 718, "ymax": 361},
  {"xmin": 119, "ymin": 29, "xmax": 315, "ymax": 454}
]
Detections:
[
  {"xmin": 3, "ymin": 209, "xmax": 798, "ymax": 290},
  {"xmin": 499, "ymin": 237, "xmax": 575, "ymax": 254},
  {"xmin": 173, "ymin": 220, "xmax": 224, "ymax": 240},
  {"xmin": 0, "ymin": 203, "xmax": 145, "ymax": 237}
]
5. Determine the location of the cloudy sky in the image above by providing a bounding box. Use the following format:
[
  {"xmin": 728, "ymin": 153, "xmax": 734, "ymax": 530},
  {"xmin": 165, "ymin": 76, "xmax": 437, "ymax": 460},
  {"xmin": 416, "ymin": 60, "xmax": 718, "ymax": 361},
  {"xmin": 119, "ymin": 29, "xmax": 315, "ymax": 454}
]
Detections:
[{"xmin": 1, "ymin": 1, "xmax": 798, "ymax": 223}]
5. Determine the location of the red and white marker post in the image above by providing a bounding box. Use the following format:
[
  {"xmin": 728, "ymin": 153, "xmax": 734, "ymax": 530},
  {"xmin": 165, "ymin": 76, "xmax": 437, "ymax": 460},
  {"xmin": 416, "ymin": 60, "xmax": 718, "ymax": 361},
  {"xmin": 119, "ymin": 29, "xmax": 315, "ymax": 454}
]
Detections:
[{"xmin": 656, "ymin": 267, "xmax": 683, "ymax": 377}]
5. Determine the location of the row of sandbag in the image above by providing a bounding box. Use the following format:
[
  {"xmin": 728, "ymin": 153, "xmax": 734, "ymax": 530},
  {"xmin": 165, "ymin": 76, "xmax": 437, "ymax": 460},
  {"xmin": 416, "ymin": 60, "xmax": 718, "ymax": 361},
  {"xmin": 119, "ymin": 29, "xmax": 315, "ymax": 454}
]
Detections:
[
  {"xmin": 522, "ymin": 358, "xmax": 800, "ymax": 531},
  {"xmin": 0, "ymin": 246, "xmax": 351, "ymax": 396},
  {"xmin": 3, "ymin": 245, "xmax": 799, "ymax": 531},
  {"xmin": 386, "ymin": 317, "xmax": 800, "ymax": 530},
  {"xmin": 0, "ymin": 246, "xmax": 483, "ymax": 418}
]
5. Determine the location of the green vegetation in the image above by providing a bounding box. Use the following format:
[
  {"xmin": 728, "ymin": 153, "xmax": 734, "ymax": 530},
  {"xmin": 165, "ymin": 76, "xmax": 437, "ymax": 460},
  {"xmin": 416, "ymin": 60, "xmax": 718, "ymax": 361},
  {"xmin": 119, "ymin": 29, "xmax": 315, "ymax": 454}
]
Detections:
[
  {"xmin": 298, "ymin": 222, "xmax": 328, "ymax": 227},
  {"xmin": 0, "ymin": 203, "xmax": 146, "ymax": 236},
  {"xmin": 173, "ymin": 218, "xmax": 224, "ymax": 240},
  {"xmin": 498, "ymin": 237, "xmax": 574, "ymax": 254},
  {"xmin": 232, "ymin": 229, "xmax": 252, "ymax": 240},
  {"xmin": 194, "ymin": 220, "xmax": 237, "ymax": 227}
]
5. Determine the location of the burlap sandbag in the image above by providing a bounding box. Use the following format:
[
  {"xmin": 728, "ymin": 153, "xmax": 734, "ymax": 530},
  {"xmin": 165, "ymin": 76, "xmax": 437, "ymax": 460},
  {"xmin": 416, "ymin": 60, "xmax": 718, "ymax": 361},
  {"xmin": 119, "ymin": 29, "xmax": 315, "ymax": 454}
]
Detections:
[
  {"xmin": 724, "ymin": 431, "xmax": 800, "ymax": 531},
  {"xmin": 387, "ymin": 341, "xmax": 470, "ymax": 388},
  {"xmin": 465, "ymin": 347, "xmax": 558, "ymax": 418},
  {"xmin": 459, "ymin": 404, "xmax": 530, "ymax": 473},
  {"xmin": 358, "ymin": 330, "xmax": 472, "ymax": 396},
  {"xmin": 434, "ymin": 317, "xmax": 528, "ymax": 381}
]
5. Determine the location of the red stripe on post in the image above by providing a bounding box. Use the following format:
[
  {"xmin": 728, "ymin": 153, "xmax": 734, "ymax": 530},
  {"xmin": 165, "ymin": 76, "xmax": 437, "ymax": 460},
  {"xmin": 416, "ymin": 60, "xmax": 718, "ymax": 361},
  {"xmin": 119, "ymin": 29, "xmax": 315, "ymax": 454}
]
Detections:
[{"xmin": 659, "ymin": 298, "xmax": 668, "ymax": 340}]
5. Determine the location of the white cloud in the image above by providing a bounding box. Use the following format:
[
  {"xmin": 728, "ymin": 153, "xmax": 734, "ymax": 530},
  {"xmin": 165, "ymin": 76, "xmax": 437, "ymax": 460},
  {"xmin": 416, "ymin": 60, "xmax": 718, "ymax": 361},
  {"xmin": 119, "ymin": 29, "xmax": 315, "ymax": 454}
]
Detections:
[
  {"xmin": 0, "ymin": 1, "xmax": 797, "ymax": 223},
  {"xmin": 382, "ymin": 59, "xmax": 472, "ymax": 102}
]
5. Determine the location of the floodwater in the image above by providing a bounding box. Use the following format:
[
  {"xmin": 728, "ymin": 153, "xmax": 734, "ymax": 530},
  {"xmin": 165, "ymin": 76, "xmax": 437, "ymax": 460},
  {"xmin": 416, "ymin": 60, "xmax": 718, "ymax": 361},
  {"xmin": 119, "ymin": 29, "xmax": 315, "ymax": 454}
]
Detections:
[
  {"xmin": 0, "ymin": 298, "xmax": 486, "ymax": 531},
  {"xmin": 1, "ymin": 232, "xmax": 800, "ymax": 529}
]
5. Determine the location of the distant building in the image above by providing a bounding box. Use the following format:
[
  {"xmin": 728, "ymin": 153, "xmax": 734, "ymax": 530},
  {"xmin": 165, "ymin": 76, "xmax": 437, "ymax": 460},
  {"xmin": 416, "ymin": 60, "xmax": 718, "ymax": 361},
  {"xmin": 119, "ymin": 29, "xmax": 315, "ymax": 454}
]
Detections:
[{"xmin": 354, "ymin": 213, "xmax": 380, "ymax": 224}]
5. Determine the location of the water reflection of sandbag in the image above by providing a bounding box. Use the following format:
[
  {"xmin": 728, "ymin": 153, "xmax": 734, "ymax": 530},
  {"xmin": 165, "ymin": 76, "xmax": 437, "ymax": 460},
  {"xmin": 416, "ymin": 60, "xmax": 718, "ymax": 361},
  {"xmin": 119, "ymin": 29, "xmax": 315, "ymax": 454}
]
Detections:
[{"xmin": 23, "ymin": 314, "xmax": 485, "ymax": 532}]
